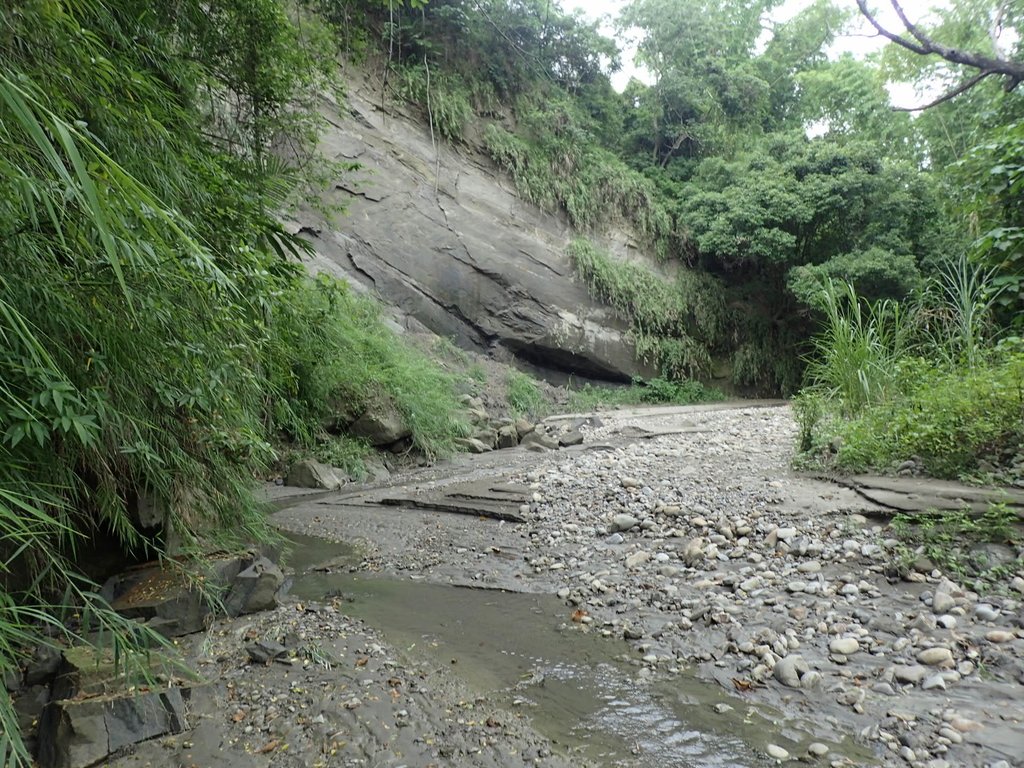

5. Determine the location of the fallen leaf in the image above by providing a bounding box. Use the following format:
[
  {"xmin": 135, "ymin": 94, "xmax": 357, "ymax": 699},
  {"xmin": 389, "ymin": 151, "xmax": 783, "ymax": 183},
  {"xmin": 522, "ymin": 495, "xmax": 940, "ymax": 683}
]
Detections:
[{"xmin": 732, "ymin": 677, "xmax": 756, "ymax": 692}]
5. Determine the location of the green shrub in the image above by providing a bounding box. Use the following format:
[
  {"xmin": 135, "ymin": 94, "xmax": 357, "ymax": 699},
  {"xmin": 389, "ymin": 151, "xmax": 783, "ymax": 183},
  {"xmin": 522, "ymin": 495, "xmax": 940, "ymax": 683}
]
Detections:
[
  {"xmin": 636, "ymin": 377, "xmax": 723, "ymax": 404},
  {"xmin": 267, "ymin": 276, "xmax": 471, "ymax": 460},
  {"xmin": 795, "ymin": 268, "xmax": 1023, "ymax": 479},
  {"xmin": 831, "ymin": 353, "xmax": 1024, "ymax": 478},
  {"xmin": 506, "ymin": 370, "xmax": 546, "ymax": 418},
  {"xmin": 791, "ymin": 390, "xmax": 827, "ymax": 453},
  {"xmin": 569, "ymin": 377, "xmax": 723, "ymax": 410}
]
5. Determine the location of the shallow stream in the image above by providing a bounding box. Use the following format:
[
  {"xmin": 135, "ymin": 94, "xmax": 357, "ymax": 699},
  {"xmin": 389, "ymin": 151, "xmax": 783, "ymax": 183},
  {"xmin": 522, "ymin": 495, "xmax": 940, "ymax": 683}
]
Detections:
[{"xmin": 283, "ymin": 532, "xmax": 861, "ymax": 767}]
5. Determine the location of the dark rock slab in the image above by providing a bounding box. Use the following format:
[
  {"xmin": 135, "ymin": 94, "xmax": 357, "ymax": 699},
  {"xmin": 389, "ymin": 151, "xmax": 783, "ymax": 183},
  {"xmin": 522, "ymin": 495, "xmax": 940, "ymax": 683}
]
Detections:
[
  {"xmin": 378, "ymin": 497, "xmax": 526, "ymax": 523},
  {"xmin": 246, "ymin": 639, "xmax": 288, "ymax": 664},
  {"xmin": 38, "ymin": 687, "xmax": 192, "ymax": 768},
  {"xmin": 375, "ymin": 478, "xmax": 530, "ymax": 524}
]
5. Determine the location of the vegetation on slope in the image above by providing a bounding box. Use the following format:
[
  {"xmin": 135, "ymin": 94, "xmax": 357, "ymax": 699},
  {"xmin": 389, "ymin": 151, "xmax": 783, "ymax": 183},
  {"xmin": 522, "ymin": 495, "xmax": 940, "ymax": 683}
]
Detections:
[
  {"xmin": 352, "ymin": 0, "xmax": 1022, "ymax": 471},
  {"xmin": 351, "ymin": 0, "xmax": 990, "ymax": 394},
  {"xmin": 0, "ymin": 1, "xmax": 468, "ymax": 761},
  {"xmin": 793, "ymin": 270, "xmax": 1023, "ymax": 482}
]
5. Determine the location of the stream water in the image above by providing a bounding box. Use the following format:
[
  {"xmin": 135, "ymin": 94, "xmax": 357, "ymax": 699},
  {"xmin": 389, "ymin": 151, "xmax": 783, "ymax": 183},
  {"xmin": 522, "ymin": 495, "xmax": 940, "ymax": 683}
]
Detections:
[{"xmin": 283, "ymin": 532, "xmax": 846, "ymax": 768}]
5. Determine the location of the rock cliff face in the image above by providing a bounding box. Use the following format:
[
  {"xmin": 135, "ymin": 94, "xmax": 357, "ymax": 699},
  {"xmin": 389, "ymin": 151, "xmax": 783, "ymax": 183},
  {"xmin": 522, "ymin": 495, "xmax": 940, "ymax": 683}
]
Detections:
[{"xmin": 289, "ymin": 77, "xmax": 658, "ymax": 382}]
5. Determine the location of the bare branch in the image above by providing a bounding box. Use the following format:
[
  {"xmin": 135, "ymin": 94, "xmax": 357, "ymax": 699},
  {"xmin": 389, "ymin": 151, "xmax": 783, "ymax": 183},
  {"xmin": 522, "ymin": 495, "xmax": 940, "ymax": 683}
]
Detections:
[
  {"xmin": 855, "ymin": 0, "xmax": 928, "ymax": 55},
  {"xmin": 856, "ymin": 0, "xmax": 1024, "ymax": 105},
  {"xmin": 893, "ymin": 71, "xmax": 993, "ymax": 112},
  {"xmin": 889, "ymin": 0, "xmax": 932, "ymax": 48}
]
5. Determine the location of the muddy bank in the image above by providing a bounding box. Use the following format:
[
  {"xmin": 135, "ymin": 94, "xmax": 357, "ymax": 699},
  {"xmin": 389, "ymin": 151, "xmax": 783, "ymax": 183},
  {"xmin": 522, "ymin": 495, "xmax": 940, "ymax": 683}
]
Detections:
[
  {"xmin": 271, "ymin": 403, "xmax": 1023, "ymax": 768},
  {"xmin": 108, "ymin": 597, "xmax": 579, "ymax": 768}
]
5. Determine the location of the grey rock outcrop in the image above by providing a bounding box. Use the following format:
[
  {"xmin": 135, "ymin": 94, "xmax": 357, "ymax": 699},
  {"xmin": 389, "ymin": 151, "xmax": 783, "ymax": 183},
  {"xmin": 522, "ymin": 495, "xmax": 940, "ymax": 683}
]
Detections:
[
  {"xmin": 289, "ymin": 79, "xmax": 662, "ymax": 382},
  {"xmin": 285, "ymin": 459, "xmax": 344, "ymax": 490},
  {"xmin": 348, "ymin": 398, "xmax": 411, "ymax": 446},
  {"xmin": 38, "ymin": 687, "xmax": 192, "ymax": 768}
]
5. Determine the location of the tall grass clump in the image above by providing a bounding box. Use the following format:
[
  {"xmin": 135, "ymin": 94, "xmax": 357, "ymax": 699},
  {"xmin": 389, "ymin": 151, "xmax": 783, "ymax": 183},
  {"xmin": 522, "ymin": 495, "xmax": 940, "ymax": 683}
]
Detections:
[
  {"xmin": 926, "ymin": 254, "xmax": 1006, "ymax": 370},
  {"xmin": 506, "ymin": 370, "xmax": 547, "ymax": 418},
  {"xmin": 802, "ymin": 278, "xmax": 914, "ymax": 414},
  {"xmin": 395, "ymin": 63, "xmax": 473, "ymax": 143},
  {"xmin": 268, "ymin": 276, "xmax": 471, "ymax": 460},
  {"xmin": 568, "ymin": 239, "xmax": 728, "ymax": 379},
  {"xmin": 795, "ymin": 267, "xmax": 1023, "ymax": 480}
]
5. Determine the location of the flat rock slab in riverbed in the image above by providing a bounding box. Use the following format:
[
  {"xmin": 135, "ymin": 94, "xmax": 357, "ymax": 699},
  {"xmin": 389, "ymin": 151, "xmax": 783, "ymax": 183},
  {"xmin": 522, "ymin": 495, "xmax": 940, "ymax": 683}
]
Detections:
[{"xmin": 823, "ymin": 473, "xmax": 1024, "ymax": 516}]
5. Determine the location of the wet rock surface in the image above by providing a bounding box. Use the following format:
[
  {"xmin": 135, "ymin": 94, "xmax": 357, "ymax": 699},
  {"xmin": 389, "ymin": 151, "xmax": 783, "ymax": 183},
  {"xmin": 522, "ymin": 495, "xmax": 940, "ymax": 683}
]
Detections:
[{"xmin": 270, "ymin": 403, "xmax": 1024, "ymax": 767}]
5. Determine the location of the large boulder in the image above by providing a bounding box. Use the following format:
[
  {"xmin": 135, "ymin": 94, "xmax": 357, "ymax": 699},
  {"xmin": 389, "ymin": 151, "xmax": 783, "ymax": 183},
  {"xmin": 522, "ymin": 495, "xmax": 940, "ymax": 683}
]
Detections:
[
  {"xmin": 38, "ymin": 687, "xmax": 192, "ymax": 768},
  {"xmin": 223, "ymin": 556, "xmax": 284, "ymax": 617},
  {"xmin": 285, "ymin": 459, "xmax": 344, "ymax": 490},
  {"xmin": 348, "ymin": 399, "xmax": 411, "ymax": 446},
  {"xmin": 287, "ymin": 80, "xmax": 661, "ymax": 383}
]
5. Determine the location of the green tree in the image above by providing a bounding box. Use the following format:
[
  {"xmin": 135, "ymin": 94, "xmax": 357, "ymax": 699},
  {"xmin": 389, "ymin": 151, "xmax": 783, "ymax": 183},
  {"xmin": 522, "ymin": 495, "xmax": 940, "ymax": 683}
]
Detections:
[{"xmin": 620, "ymin": 0, "xmax": 781, "ymax": 165}]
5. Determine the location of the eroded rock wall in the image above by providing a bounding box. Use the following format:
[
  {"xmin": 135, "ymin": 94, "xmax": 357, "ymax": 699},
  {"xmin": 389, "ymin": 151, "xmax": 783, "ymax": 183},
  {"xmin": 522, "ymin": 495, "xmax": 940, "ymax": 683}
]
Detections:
[{"xmin": 288, "ymin": 76, "xmax": 659, "ymax": 381}]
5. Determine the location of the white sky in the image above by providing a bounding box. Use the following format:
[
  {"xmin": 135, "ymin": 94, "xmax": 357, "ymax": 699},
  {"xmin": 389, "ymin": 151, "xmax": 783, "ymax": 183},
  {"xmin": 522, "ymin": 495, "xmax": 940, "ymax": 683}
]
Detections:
[{"xmin": 561, "ymin": 0, "xmax": 946, "ymax": 107}]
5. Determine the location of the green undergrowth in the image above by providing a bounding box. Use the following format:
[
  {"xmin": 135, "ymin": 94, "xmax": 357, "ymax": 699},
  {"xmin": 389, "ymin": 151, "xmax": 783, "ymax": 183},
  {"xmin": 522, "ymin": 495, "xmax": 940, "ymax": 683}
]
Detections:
[
  {"xmin": 567, "ymin": 239, "xmax": 728, "ymax": 379},
  {"xmin": 484, "ymin": 116, "xmax": 672, "ymax": 253},
  {"xmin": 394, "ymin": 63, "xmax": 475, "ymax": 143},
  {"xmin": 268, "ymin": 276, "xmax": 471, "ymax": 462},
  {"xmin": 506, "ymin": 370, "xmax": 548, "ymax": 419},
  {"xmin": 888, "ymin": 504, "xmax": 1023, "ymax": 591},
  {"xmin": 569, "ymin": 377, "xmax": 723, "ymax": 411},
  {"xmin": 801, "ymin": 354, "xmax": 1024, "ymax": 479},
  {"xmin": 794, "ymin": 273, "xmax": 1024, "ymax": 481}
]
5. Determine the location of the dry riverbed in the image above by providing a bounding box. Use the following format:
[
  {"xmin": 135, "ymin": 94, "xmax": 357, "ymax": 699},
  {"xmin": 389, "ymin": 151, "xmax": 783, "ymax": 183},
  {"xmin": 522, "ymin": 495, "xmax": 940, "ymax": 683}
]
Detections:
[{"xmin": 117, "ymin": 403, "xmax": 1023, "ymax": 768}]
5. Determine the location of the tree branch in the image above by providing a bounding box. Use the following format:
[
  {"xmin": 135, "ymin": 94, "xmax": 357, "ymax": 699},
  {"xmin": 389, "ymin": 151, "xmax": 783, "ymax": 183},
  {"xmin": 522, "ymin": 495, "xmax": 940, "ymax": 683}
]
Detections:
[
  {"xmin": 893, "ymin": 71, "xmax": 993, "ymax": 111},
  {"xmin": 856, "ymin": 0, "xmax": 1024, "ymax": 102}
]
